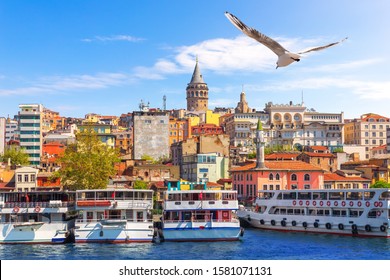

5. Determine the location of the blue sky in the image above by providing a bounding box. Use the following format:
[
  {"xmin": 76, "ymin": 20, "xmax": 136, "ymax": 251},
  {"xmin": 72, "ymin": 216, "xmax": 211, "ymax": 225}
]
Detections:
[{"xmin": 0, "ymin": 0, "xmax": 389, "ymax": 119}]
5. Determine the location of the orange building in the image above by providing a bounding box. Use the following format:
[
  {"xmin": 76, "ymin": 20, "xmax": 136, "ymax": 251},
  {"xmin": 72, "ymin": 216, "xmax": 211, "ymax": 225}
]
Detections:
[{"xmin": 169, "ymin": 117, "xmax": 190, "ymax": 146}]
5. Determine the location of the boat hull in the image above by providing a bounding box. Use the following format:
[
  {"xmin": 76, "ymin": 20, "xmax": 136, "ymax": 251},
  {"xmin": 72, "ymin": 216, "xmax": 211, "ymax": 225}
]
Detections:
[
  {"xmin": 237, "ymin": 209, "xmax": 389, "ymax": 238},
  {"xmin": 0, "ymin": 222, "xmax": 74, "ymax": 244},
  {"xmin": 162, "ymin": 221, "xmax": 244, "ymax": 242},
  {"xmin": 74, "ymin": 221, "xmax": 154, "ymax": 243}
]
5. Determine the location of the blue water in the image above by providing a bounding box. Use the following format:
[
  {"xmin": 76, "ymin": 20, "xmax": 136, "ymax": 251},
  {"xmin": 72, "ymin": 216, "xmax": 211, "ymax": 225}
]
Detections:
[{"xmin": 1, "ymin": 229, "xmax": 389, "ymax": 260}]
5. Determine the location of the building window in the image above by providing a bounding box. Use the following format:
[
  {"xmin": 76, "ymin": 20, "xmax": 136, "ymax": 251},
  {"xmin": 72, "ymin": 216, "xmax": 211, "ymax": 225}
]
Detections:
[
  {"xmin": 291, "ymin": 174, "xmax": 297, "ymax": 181},
  {"xmin": 17, "ymin": 175, "xmax": 22, "ymax": 182},
  {"xmin": 263, "ymin": 185, "xmax": 267, "ymax": 190},
  {"xmin": 291, "ymin": 184, "xmax": 297, "ymax": 189},
  {"xmin": 30, "ymin": 174, "xmax": 36, "ymax": 182},
  {"xmin": 275, "ymin": 173, "xmax": 280, "ymax": 180},
  {"xmin": 269, "ymin": 174, "xmax": 274, "ymax": 180},
  {"xmin": 304, "ymin": 174, "xmax": 310, "ymax": 181},
  {"xmin": 24, "ymin": 175, "xmax": 29, "ymax": 182},
  {"xmin": 304, "ymin": 185, "xmax": 311, "ymax": 189}
]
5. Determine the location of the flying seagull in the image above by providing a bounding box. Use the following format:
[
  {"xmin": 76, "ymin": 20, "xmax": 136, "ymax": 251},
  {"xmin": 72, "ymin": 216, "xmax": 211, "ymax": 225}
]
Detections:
[{"xmin": 225, "ymin": 11, "xmax": 347, "ymax": 68}]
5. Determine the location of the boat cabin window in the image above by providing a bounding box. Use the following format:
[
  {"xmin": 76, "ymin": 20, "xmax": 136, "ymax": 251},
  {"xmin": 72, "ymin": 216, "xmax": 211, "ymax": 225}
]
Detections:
[
  {"xmin": 258, "ymin": 192, "xmax": 274, "ymax": 199},
  {"xmin": 367, "ymin": 210, "xmax": 378, "ymax": 218},
  {"xmin": 349, "ymin": 210, "xmax": 363, "ymax": 217},
  {"xmin": 277, "ymin": 192, "xmax": 296, "ymax": 200},
  {"xmin": 287, "ymin": 209, "xmax": 294, "ymax": 215},
  {"xmin": 379, "ymin": 191, "xmax": 390, "ymax": 201},
  {"xmin": 294, "ymin": 208, "xmax": 304, "ymax": 215},
  {"xmin": 84, "ymin": 192, "xmax": 95, "ymax": 200},
  {"xmin": 312, "ymin": 192, "xmax": 327, "ymax": 200},
  {"xmin": 332, "ymin": 209, "xmax": 347, "ymax": 217},
  {"xmin": 329, "ymin": 192, "xmax": 344, "ymax": 200},
  {"xmin": 297, "ymin": 192, "xmax": 311, "ymax": 200},
  {"xmin": 364, "ymin": 191, "xmax": 375, "ymax": 201},
  {"xmin": 317, "ymin": 209, "xmax": 330, "ymax": 216},
  {"xmin": 125, "ymin": 192, "xmax": 134, "ymax": 199},
  {"xmin": 222, "ymin": 193, "xmax": 236, "ymax": 200},
  {"xmin": 346, "ymin": 191, "xmax": 362, "ymax": 200}
]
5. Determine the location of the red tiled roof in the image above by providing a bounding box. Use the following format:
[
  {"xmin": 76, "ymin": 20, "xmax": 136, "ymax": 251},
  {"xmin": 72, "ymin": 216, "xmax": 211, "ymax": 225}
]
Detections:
[
  {"xmin": 206, "ymin": 182, "xmax": 223, "ymax": 187},
  {"xmin": 230, "ymin": 161, "xmax": 324, "ymax": 172},
  {"xmin": 266, "ymin": 153, "xmax": 299, "ymax": 160},
  {"xmin": 324, "ymin": 173, "xmax": 370, "ymax": 182},
  {"xmin": 302, "ymin": 152, "xmax": 335, "ymax": 158}
]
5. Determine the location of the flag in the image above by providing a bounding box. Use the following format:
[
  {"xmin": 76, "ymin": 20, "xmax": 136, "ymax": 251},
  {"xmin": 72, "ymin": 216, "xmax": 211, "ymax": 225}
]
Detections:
[
  {"xmin": 25, "ymin": 194, "xmax": 30, "ymax": 203},
  {"xmin": 111, "ymin": 191, "xmax": 116, "ymax": 199}
]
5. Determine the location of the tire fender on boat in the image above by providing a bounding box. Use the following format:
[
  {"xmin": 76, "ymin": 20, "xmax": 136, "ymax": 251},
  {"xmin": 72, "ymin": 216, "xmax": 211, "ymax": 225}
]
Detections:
[
  {"xmin": 380, "ymin": 225, "xmax": 386, "ymax": 232},
  {"xmin": 271, "ymin": 220, "xmax": 276, "ymax": 226},
  {"xmin": 338, "ymin": 223, "xmax": 344, "ymax": 230},
  {"xmin": 292, "ymin": 220, "xmax": 297, "ymax": 227},
  {"xmin": 365, "ymin": 225, "xmax": 371, "ymax": 232},
  {"xmin": 314, "ymin": 222, "xmax": 319, "ymax": 228},
  {"xmin": 260, "ymin": 219, "xmax": 265, "ymax": 225},
  {"xmin": 326, "ymin": 223, "xmax": 332, "ymax": 230},
  {"xmin": 302, "ymin": 222, "xmax": 308, "ymax": 228},
  {"xmin": 281, "ymin": 220, "xmax": 287, "ymax": 227},
  {"xmin": 351, "ymin": 224, "xmax": 358, "ymax": 231}
]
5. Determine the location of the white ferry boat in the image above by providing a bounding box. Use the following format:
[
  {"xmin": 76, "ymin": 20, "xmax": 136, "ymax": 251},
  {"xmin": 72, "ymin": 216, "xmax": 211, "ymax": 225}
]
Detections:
[
  {"xmin": 74, "ymin": 188, "xmax": 154, "ymax": 243},
  {"xmin": 0, "ymin": 190, "xmax": 76, "ymax": 244},
  {"xmin": 237, "ymin": 188, "xmax": 390, "ymax": 237},
  {"xmin": 161, "ymin": 184, "xmax": 244, "ymax": 242}
]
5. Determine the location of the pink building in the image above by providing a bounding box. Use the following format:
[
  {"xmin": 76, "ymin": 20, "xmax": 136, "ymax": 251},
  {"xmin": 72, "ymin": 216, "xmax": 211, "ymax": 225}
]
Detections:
[{"xmin": 231, "ymin": 161, "xmax": 325, "ymax": 200}]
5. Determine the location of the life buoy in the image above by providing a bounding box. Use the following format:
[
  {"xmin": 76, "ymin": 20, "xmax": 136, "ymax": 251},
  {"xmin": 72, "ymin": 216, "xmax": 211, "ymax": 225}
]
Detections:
[
  {"xmin": 351, "ymin": 224, "xmax": 358, "ymax": 231},
  {"xmin": 13, "ymin": 206, "xmax": 20, "ymax": 213},
  {"xmin": 357, "ymin": 201, "xmax": 362, "ymax": 207},
  {"xmin": 377, "ymin": 211, "xmax": 381, "ymax": 217},
  {"xmin": 320, "ymin": 201, "xmax": 324, "ymax": 207},
  {"xmin": 365, "ymin": 224, "xmax": 371, "ymax": 232},
  {"xmin": 260, "ymin": 219, "xmax": 265, "ymax": 225},
  {"xmin": 34, "ymin": 206, "xmax": 41, "ymax": 213},
  {"xmin": 314, "ymin": 222, "xmax": 319, "ymax": 228},
  {"xmin": 326, "ymin": 201, "xmax": 331, "ymax": 206},
  {"xmin": 292, "ymin": 220, "xmax": 297, "ymax": 226},
  {"xmin": 326, "ymin": 223, "xmax": 332, "ymax": 230},
  {"xmin": 271, "ymin": 220, "xmax": 276, "ymax": 226},
  {"xmin": 293, "ymin": 200, "xmax": 297, "ymax": 206},
  {"xmin": 302, "ymin": 222, "xmax": 308, "ymax": 228},
  {"xmin": 378, "ymin": 202, "xmax": 383, "ymax": 208},
  {"xmin": 341, "ymin": 201, "xmax": 346, "ymax": 207},
  {"xmin": 299, "ymin": 201, "xmax": 303, "ymax": 206},
  {"xmin": 312, "ymin": 201, "xmax": 317, "ymax": 206},
  {"xmin": 306, "ymin": 201, "xmax": 310, "ymax": 206},
  {"xmin": 334, "ymin": 201, "xmax": 338, "ymax": 207},
  {"xmin": 374, "ymin": 201, "xmax": 379, "ymax": 207},
  {"xmin": 223, "ymin": 211, "xmax": 229, "ymax": 218},
  {"xmin": 281, "ymin": 220, "xmax": 287, "ymax": 227},
  {"xmin": 380, "ymin": 225, "xmax": 386, "ymax": 232},
  {"xmin": 366, "ymin": 201, "xmax": 370, "ymax": 207},
  {"xmin": 338, "ymin": 223, "xmax": 344, "ymax": 230},
  {"xmin": 349, "ymin": 201, "xmax": 354, "ymax": 207}
]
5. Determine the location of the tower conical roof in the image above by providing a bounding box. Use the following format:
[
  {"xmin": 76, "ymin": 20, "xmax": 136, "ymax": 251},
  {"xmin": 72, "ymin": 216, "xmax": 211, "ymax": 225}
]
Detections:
[{"xmin": 189, "ymin": 57, "xmax": 205, "ymax": 84}]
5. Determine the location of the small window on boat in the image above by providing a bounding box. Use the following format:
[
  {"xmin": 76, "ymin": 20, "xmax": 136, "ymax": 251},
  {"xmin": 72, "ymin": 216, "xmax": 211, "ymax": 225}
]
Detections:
[
  {"xmin": 349, "ymin": 210, "xmax": 363, "ymax": 217},
  {"xmin": 298, "ymin": 192, "xmax": 311, "ymax": 200},
  {"xmin": 294, "ymin": 208, "xmax": 304, "ymax": 215},
  {"xmin": 364, "ymin": 192, "xmax": 375, "ymax": 200},
  {"xmin": 313, "ymin": 192, "xmax": 327, "ymax": 200},
  {"xmin": 287, "ymin": 209, "xmax": 294, "ymax": 215},
  {"xmin": 281, "ymin": 192, "xmax": 296, "ymax": 200},
  {"xmin": 329, "ymin": 192, "xmax": 344, "ymax": 200},
  {"xmin": 368, "ymin": 210, "xmax": 377, "ymax": 218},
  {"xmin": 346, "ymin": 192, "xmax": 362, "ymax": 200},
  {"xmin": 379, "ymin": 191, "xmax": 390, "ymax": 201}
]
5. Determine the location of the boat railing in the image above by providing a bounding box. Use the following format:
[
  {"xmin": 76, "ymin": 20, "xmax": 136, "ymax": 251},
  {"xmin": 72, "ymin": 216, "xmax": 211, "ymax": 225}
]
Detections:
[
  {"xmin": 1, "ymin": 201, "xmax": 75, "ymax": 208},
  {"xmin": 75, "ymin": 217, "xmax": 153, "ymax": 223},
  {"xmin": 163, "ymin": 218, "xmax": 238, "ymax": 223}
]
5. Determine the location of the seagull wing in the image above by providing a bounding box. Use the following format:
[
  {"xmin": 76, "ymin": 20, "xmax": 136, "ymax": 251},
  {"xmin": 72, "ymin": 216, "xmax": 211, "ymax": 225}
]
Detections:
[
  {"xmin": 298, "ymin": 37, "xmax": 348, "ymax": 54},
  {"xmin": 225, "ymin": 11, "xmax": 287, "ymax": 57}
]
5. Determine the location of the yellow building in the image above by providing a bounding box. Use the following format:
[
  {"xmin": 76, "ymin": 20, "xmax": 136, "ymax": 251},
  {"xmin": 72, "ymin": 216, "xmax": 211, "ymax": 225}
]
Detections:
[{"xmin": 205, "ymin": 110, "xmax": 221, "ymax": 126}]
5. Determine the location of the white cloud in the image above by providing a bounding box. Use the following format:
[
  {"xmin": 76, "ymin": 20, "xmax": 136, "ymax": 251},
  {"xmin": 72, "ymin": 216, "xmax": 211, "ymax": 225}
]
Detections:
[{"xmin": 82, "ymin": 35, "xmax": 145, "ymax": 42}]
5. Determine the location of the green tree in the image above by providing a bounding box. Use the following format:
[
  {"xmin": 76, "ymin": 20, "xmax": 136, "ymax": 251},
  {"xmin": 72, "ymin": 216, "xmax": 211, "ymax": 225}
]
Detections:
[
  {"xmin": 133, "ymin": 180, "xmax": 148, "ymax": 189},
  {"xmin": 0, "ymin": 146, "xmax": 29, "ymax": 166},
  {"xmin": 370, "ymin": 180, "xmax": 390, "ymax": 188},
  {"xmin": 55, "ymin": 129, "xmax": 120, "ymax": 190}
]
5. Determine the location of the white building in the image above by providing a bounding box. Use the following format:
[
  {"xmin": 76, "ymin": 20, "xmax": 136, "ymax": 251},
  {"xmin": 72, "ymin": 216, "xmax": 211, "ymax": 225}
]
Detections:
[{"xmin": 18, "ymin": 104, "xmax": 43, "ymax": 166}]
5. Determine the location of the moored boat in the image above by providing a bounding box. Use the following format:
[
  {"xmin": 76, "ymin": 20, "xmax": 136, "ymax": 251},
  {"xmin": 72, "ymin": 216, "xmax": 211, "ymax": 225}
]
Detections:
[
  {"xmin": 161, "ymin": 183, "xmax": 244, "ymax": 242},
  {"xmin": 0, "ymin": 190, "xmax": 76, "ymax": 244},
  {"xmin": 74, "ymin": 188, "xmax": 154, "ymax": 243},
  {"xmin": 237, "ymin": 188, "xmax": 390, "ymax": 237}
]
